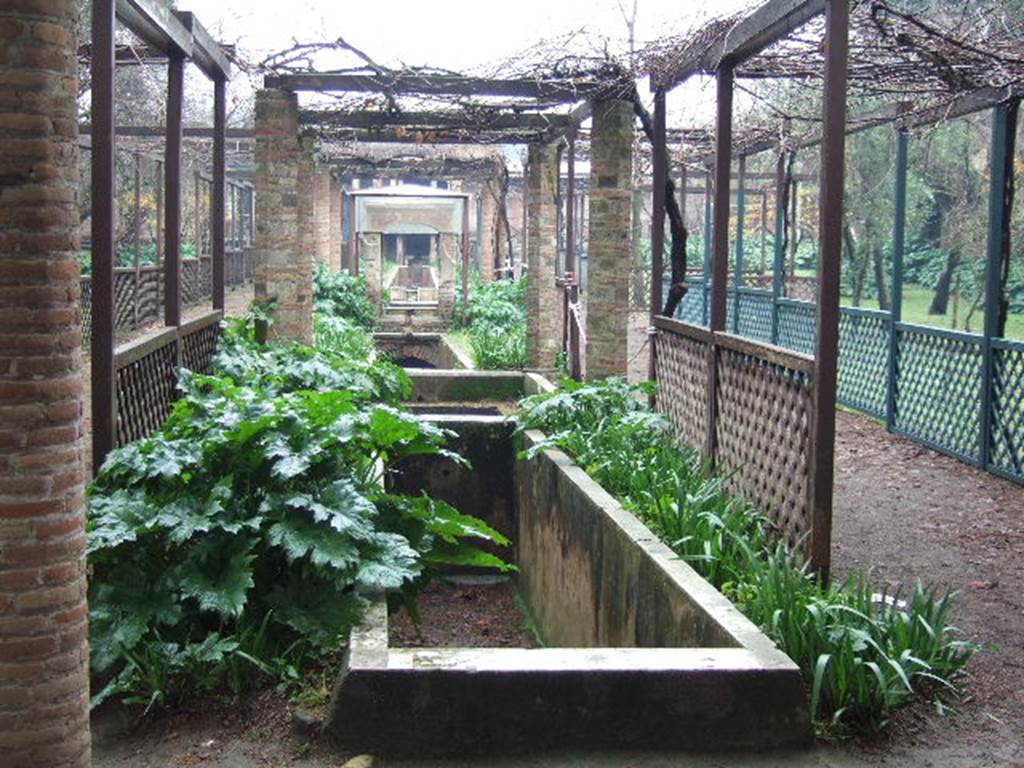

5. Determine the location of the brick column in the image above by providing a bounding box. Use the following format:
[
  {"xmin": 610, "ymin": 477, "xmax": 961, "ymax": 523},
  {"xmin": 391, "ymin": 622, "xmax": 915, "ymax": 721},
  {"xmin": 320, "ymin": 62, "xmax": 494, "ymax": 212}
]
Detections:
[
  {"xmin": 479, "ymin": 178, "xmax": 501, "ymax": 283},
  {"xmin": 437, "ymin": 232, "xmax": 459, "ymax": 321},
  {"xmin": 0, "ymin": 2, "xmax": 91, "ymax": 766},
  {"xmin": 255, "ymin": 88, "xmax": 312, "ymax": 344},
  {"xmin": 586, "ymin": 99, "xmax": 634, "ymax": 379},
  {"xmin": 359, "ymin": 232, "xmax": 382, "ymax": 307},
  {"xmin": 314, "ymin": 167, "xmax": 331, "ymax": 268},
  {"xmin": 526, "ymin": 142, "xmax": 559, "ymax": 370},
  {"xmin": 328, "ymin": 175, "xmax": 342, "ymax": 271}
]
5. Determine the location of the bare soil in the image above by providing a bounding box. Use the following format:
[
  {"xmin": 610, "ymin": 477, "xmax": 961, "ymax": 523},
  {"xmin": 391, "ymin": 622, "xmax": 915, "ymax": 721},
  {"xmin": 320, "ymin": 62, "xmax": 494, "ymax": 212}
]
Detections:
[{"xmin": 388, "ymin": 579, "xmax": 537, "ymax": 649}]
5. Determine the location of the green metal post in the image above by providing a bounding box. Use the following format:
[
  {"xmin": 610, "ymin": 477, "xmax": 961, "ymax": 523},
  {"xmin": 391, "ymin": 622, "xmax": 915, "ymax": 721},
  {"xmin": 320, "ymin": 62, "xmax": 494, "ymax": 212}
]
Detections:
[
  {"xmin": 734, "ymin": 154, "xmax": 747, "ymax": 333},
  {"xmin": 703, "ymin": 166, "xmax": 713, "ymax": 325},
  {"xmin": 980, "ymin": 100, "xmax": 1019, "ymax": 469},
  {"xmin": 771, "ymin": 149, "xmax": 787, "ymax": 343},
  {"xmin": 886, "ymin": 129, "xmax": 908, "ymax": 431}
]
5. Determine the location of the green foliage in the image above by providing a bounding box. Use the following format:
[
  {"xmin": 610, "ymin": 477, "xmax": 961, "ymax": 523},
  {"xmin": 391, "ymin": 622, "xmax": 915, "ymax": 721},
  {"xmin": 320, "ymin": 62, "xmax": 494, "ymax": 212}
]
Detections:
[
  {"xmin": 517, "ymin": 379, "xmax": 977, "ymax": 735},
  {"xmin": 314, "ymin": 262, "xmax": 376, "ymax": 329},
  {"xmin": 455, "ymin": 277, "xmax": 527, "ymax": 370},
  {"xmin": 88, "ymin": 321, "xmax": 508, "ymax": 710}
]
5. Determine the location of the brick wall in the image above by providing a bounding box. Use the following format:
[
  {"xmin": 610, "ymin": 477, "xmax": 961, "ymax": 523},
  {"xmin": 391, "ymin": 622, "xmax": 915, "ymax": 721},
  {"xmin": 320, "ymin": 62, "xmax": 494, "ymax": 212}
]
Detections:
[
  {"xmin": 0, "ymin": 1, "xmax": 92, "ymax": 765},
  {"xmin": 525, "ymin": 143, "xmax": 559, "ymax": 370},
  {"xmin": 254, "ymin": 88, "xmax": 312, "ymax": 344},
  {"xmin": 586, "ymin": 99, "xmax": 634, "ymax": 379}
]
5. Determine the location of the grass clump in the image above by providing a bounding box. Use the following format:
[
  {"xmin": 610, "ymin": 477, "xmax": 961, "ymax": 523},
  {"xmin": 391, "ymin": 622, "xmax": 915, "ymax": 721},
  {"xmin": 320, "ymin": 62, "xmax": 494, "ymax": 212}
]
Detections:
[{"xmin": 517, "ymin": 377, "xmax": 977, "ymax": 735}]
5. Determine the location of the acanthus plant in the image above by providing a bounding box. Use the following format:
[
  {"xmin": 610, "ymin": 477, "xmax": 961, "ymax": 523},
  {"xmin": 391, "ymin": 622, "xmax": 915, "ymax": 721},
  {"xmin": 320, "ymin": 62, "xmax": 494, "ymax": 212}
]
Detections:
[{"xmin": 87, "ymin": 317, "xmax": 510, "ymax": 710}]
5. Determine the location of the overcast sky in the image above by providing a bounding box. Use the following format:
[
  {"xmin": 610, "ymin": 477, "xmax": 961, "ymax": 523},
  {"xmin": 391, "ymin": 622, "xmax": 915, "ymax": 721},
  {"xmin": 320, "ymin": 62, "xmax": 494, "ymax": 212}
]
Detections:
[{"xmin": 179, "ymin": 0, "xmax": 757, "ymax": 74}]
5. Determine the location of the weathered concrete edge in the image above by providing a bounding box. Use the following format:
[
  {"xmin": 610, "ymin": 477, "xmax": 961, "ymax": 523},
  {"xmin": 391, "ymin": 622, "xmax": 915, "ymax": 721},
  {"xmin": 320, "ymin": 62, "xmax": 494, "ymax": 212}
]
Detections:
[
  {"xmin": 522, "ymin": 429, "xmax": 798, "ymax": 669},
  {"xmin": 405, "ymin": 369, "xmax": 526, "ymax": 402}
]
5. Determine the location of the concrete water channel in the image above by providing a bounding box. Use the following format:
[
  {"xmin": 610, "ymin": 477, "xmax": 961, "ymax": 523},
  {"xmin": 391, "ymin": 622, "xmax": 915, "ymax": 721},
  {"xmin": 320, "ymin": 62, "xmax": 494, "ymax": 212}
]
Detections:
[{"xmin": 325, "ymin": 351, "xmax": 813, "ymax": 756}]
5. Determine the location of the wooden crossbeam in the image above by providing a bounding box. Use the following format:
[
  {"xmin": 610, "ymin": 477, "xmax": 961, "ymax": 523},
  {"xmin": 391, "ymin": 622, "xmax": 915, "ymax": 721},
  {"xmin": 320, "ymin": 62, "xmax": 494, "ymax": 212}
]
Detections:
[
  {"xmin": 315, "ymin": 127, "xmax": 545, "ymax": 145},
  {"xmin": 115, "ymin": 0, "xmax": 191, "ymax": 57},
  {"xmin": 298, "ymin": 109, "xmax": 572, "ymax": 131},
  {"xmin": 173, "ymin": 11, "xmax": 231, "ymax": 80},
  {"xmin": 656, "ymin": 0, "xmax": 826, "ymax": 89},
  {"xmin": 265, "ymin": 72, "xmax": 605, "ymax": 102},
  {"xmin": 79, "ymin": 124, "xmax": 254, "ymax": 139}
]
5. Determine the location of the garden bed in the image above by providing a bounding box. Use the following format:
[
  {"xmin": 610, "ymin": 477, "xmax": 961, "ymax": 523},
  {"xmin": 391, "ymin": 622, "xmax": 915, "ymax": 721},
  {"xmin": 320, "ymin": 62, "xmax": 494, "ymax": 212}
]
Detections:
[{"xmin": 324, "ymin": 382, "xmax": 812, "ymax": 756}]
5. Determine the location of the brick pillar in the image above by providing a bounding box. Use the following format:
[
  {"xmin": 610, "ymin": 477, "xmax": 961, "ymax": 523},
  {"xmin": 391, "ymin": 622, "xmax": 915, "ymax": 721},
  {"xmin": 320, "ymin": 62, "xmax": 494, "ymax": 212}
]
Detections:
[
  {"xmin": 0, "ymin": 2, "xmax": 92, "ymax": 766},
  {"xmin": 479, "ymin": 178, "xmax": 501, "ymax": 283},
  {"xmin": 314, "ymin": 167, "xmax": 331, "ymax": 268},
  {"xmin": 255, "ymin": 88, "xmax": 312, "ymax": 344},
  {"xmin": 526, "ymin": 142, "xmax": 559, "ymax": 370},
  {"xmin": 328, "ymin": 175, "xmax": 342, "ymax": 271},
  {"xmin": 437, "ymin": 232, "xmax": 458, "ymax": 321},
  {"xmin": 359, "ymin": 232, "xmax": 382, "ymax": 307},
  {"xmin": 586, "ymin": 99, "xmax": 633, "ymax": 379}
]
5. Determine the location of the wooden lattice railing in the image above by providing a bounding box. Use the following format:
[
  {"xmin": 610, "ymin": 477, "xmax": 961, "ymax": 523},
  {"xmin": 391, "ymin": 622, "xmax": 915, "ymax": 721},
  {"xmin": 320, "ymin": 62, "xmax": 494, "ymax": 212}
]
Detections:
[
  {"xmin": 653, "ymin": 315, "xmax": 821, "ymax": 565},
  {"xmin": 114, "ymin": 310, "xmax": 223, "ymax": 447}
]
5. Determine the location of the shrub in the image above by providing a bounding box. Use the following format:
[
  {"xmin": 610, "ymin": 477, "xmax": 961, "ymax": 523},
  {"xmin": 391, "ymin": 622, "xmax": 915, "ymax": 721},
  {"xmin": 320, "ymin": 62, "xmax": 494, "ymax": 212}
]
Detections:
[
  {"xmin": 517, "ymin": 378, "xmax": 977, "ymax": 734},
  {"xmin": 314, "ymin": 262, "xmax": 376, "ymax": 329},
  {"xmin": 458, "ymin": 278, "xmax": 527, "ymax": 369}
]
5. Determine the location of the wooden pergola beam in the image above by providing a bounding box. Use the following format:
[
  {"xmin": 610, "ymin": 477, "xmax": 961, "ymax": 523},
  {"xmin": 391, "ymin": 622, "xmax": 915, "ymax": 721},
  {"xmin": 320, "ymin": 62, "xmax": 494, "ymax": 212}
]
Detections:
[
  {"xmin": 298, "ymin": 109, "xmax": 572, "ymax": 131},
  {"xmin": 314, "ymin": 128, "xmax": 545, "ymax": 144},
  {"xmin": 655, "ymin": 0, "xmax": 826, "ymax": 89},
  {"xmin": 115, "ymin": 0, "xmax": 191, "ymax": 56},
  {"xmin": 79, "ymin": 124, "xmax": 254, "ymax": 139},
  {"xmin": 264, "ymin": 72, "xmax": 605, "ymax": 101},
  {"xmin": 173, "ymin": 11, "xmax": 231, "ymax": 80}
]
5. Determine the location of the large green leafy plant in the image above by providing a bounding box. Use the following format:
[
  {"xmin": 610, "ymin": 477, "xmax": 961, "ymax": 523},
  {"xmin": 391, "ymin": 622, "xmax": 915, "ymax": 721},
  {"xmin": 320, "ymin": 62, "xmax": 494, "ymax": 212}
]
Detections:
[
  {"xmin": 456, "ymin": 277, "xmax": 527, "ymax": 369},
  {"xmin": 88, "ymin": 321, "xmax": 508, "ymax": 710},
  {"xmin": 313, "ymin": 261, "xmax": 376, "ymax": 329},
  {"xmin": 518, "ymin": 378, "xmax": 976, "ymax": 734}
]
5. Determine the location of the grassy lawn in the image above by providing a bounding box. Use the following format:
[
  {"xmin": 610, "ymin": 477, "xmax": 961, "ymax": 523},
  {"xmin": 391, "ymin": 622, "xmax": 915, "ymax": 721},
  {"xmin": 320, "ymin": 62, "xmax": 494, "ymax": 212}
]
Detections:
[{"xmin": 852, "ymin": 284, "xmax": 1024, "ymax": 341}]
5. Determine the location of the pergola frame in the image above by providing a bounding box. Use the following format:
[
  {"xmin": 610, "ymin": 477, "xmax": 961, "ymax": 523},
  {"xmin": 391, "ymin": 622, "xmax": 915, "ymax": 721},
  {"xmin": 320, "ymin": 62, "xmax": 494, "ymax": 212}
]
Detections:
[
  {"xmin": 268, "ymin": 68, "xmax": 610, "ymax": 307},
  {"xmin": 90, "ymin": 0, "xmax": 230, "ymax": 471},
  {"xmin": 646, "ymin": 0, "xmax": 846, "ymax": 577}
]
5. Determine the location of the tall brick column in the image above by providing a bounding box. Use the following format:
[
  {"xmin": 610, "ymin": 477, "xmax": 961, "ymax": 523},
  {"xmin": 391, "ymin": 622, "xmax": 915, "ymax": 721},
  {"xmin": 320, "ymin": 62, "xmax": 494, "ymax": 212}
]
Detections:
[
  {"xmin": 586, "ymin": 99, "xmax": 634, "ymax": 379},
  {"xmin": 437, "ymin": 232, "xmax": 459, "ymax": 321},
  {"xmin": 0, "ymin": 2, "xmax": 92, "ymax": 766},
  {"xmin": 525, "ymin": 142, "xmax": 559, "ymax": 370},
  {"xmin": 479, "ymin": 177, "xmax": 501, "ymax": 283},
  {"xmin": 328, "ymin": 175, "xmax": 342, "ymax": 271},
  {"xmin": 255, "ymin": 88, "xmax": 312, "ymax": 344},
  {"xmin": 359, "ymin": 232, "xmax": 382, "ymax": 307},
  {"xmin": 314, "ymin": 167, "xmax": 331, "ymax": 268}
]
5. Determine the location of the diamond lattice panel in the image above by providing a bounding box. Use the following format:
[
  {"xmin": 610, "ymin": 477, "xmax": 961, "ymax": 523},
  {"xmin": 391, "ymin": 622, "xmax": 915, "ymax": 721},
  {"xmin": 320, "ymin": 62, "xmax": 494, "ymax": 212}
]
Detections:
[
  {"xmin": 894, "ymin": 327, "xmax": 982, "ymax": 463},
  {"xmin": 654, "ymin": 327, "xmax": 709, "ymax": 449},
  {"xmin": 116, "ymin": 342, "xmax": 178, "ymax": 447},
  {"xmin": 838, "ymin": 310, "xmax": 890, "ymax": 418},
  {"xmin": 715, "ymin": 346, "xmax": 813, "ymax": 552},
  {"xmin": 991, "ymin": 340, "xmax": 1024, "ymax": 481},
  {"xmin": 776, "ymin": 301, "xmax": 816, "ymax": 355}
]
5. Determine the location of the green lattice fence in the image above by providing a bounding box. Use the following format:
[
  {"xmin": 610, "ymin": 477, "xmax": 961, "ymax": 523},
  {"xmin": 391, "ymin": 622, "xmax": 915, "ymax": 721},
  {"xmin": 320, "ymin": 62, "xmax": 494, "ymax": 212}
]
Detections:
[
  {"xmin": 991, "ymin": 339, "xmax": 1024, "ymax": 482},
  {"xmin": 653, "ymin": 278, "xmax": 1020, "ymax": 485},
  {"xmin": 837, "ymin": 307, "xmax": 889, "ymax": 418},
  {"xmin": 736, "ymin": 288, "xmax": 773, "ymax": 343},
  {"xmin": 776, "ymin": 299, "xmax": 816, "ymax": 355},
  {"xmin": 893, "ymin": 324, "xmax": 983, "ymax": 464}
]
